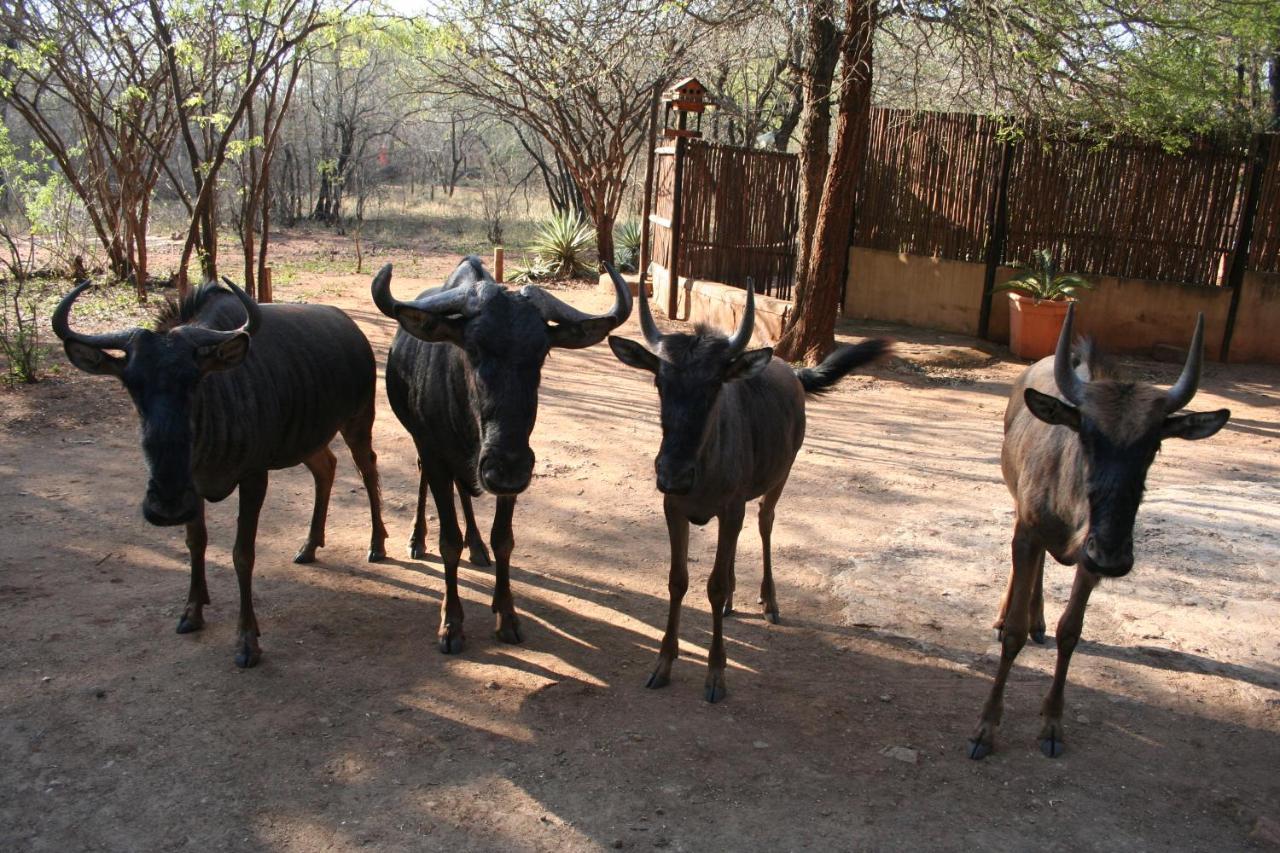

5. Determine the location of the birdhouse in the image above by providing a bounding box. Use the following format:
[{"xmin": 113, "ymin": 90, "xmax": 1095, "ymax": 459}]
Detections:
[{"xmin": 663, "ymin": 77, "xmax": 713, "ymax": 139}]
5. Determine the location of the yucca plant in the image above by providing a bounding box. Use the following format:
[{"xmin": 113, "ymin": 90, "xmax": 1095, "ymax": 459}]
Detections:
[
  {"xmin": 995, "ymin": 249, "xmax": 1094, "ymax": 301},
  {"xmin": 521, "ymin": 212, "xmax": 595, "ymax": 281},
  {"xmin": 615, "ymin": 220, "xmax": 642, "ymax": 273}
]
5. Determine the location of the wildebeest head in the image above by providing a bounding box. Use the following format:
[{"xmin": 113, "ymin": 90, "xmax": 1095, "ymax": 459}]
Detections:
[
  {"xmin": 373, "ymin": 257, "xmax": 632, "ymax": 496},
  {"xmin": 608, "ymin": 281, "xmax": 773, "ymax": 495},
  {"xmin": 53, "ymin": 279, "xmax": 261, "ymax": 527},
  {"xmin": 1023, "ymin": 304, "xmax": 1230, "ymax": 577}
]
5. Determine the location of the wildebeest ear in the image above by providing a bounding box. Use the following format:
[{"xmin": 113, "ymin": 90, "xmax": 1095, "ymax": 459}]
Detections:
[
  {"xmin": 548, "ymin": 317, "xmax": 615, "ymax": 350},
  {"xmin": 195, "ymin": 332, "xmax": 251, "ymax": 374},
  {"xmin": 1024, "ymin": 388, "xmax": 1080, "ymax": 431},
  {"xmin": 64, "ymin": 340, "xmax": 124, "ymax": 377},
  {"xmin": 726, "ymin": 347, "xmax": 772, "ymax": 383},
  {"xmin": 608, "ymin": 335, "xmax": 659, "ymax": 373},
  {"xmin": 396, "ymin": 306, "xmax": 466, "ymax": 345},
  {"xmin": 1162, "ymin": 408, "xmax": 1229, "ymax": 441}
]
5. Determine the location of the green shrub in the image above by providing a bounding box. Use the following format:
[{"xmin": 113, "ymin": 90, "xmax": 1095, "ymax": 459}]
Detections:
[
  {"xmin": 511, "ymin": 212, "xmax": 595, "ymax": 282},
  {"xmin": 616, "ymin": 220, "xmax": 641, "ymax": 273}
]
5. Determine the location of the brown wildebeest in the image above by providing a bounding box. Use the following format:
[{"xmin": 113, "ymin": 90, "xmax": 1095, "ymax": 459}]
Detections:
[
  {"xmin": 969, "ymin": 305, "xmax": 1230, "ymax": 759},
  {"xmin": 53, "ymin": 279, "xmax": 388, "ymax": 668},
  {"xmin": 609, "ymin": 283, "xmax": 889, "ymax": 702}
]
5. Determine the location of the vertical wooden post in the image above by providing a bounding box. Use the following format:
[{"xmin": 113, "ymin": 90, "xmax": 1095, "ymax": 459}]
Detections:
[
  {"xmin": 978, "ymin": 139, "xmax": 1014, "ymax": 340},
  {"xmin": 494, "ymin": 247, "xmax": 505, "ymax": 283},
  {"xmin": 259, "ymin": 266, "xmax": 273, "ymax": 304},
  {"xmin": 1220, "ymin": 134, "xmax": 1267, "ymax": 362},
  {"xmin": 667, "ymin": 135, "xmax": 688, "ymax": 319},
  {"xmin": 637, "ymin": 88, "xmax": 661, "ymax": 287}
]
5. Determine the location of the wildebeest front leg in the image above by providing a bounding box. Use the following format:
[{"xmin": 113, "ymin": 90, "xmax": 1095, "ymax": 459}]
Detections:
[
  {"xmin": 409, "ymin": 457, "xmax": 430, "ymax": 560},
  {"xmin": 490, "ymin": 495, "xmax": 520, "ymax": 643},
  {"xmin": 994, "ymin": 547, "xmax": 1047, "ymax": 644},
  {"xmin": 294, "ymin": 446, "xmax": 336, "ymax": 564},
  {"xmin": 232, "ymin": 472, "xmax": 269, "ymax": 668},
  {"xmin": 428, "ymin": 472, "xmax": 466, "ymax": 654},
  {"xmin": 970, "ymin": 521, "xmax": 1041, "ymax": 758},
  {"xmin": 757, "ymin": 482, "xmax": 786, "ymax": 624},
  {"xmin": 705, "ymin": 501, "xmax": 745, "ymax": 703},
  {"xmin": 648, "ymin": 498, "xmax": 689, "ymax": 690},
  {"xmin": 1037, "ymin": 565, "xmax": 1098, "ymax": 757},
  {"xmin": 340, "ymin": 404, "xmax": 388, "ymax": 562},
  {"xmin": 177, "ymin": 501, "xmax": 209, "ymax": 634},
  {"xmin": 458, "ymin": 488, "xmax": 493, "ymax": 567}
]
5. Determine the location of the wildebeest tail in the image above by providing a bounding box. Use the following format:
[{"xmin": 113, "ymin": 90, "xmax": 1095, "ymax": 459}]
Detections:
[{"xmin": 795, "ymin": 339, "xmax": 892, "ymax": 395}]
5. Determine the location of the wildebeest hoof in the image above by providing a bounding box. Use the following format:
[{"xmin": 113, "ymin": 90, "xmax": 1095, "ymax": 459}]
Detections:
[
  {"xmin": 468, "ymin": 543, "xmax": 492, "ymax": 567},
  {"xmin": 1039, "ymin": 735, "xmax": 1065, "ymax": 758},
  {"xmin": 967, "ymin": 738, "xmax": 993, "ymax": 760},
  {"xmin": 704, "ymin": 673, "xmax": 727, "ymax": 704},
  {"xmin": 645, "ymin": 670, "xmax": 670, "ymax": 690},
  {"xmin": 762, "ymin": 608, "xmax": 780, "ymax": 625},
  {"xmin": 438, "ymin": 631, "xmax": 465, "ymax": 655},
  {"xmin": 1031, "ymin": 628, "xmax": 1047, "ymax": 644},
  {"xmin": 409, "ymin": 542, "xmax": 428, "ymax": 560},
  {"xmin": 176, "ymin": 613, "xmax": 203, "ymax": 634},
  {"xmin": 367, "ymin": 547, "xmax": 386, "ymax": 563},
  {"xmin": 293, "ymin": 545, "xmax": 318, "ymax": 564},
  {"xmin": 494, "ymin": 614, "xmax": 523, "ymax": 644},
  {"xmin": 234, "ymin": 637, "xmax": 261, "ymax": 669}
]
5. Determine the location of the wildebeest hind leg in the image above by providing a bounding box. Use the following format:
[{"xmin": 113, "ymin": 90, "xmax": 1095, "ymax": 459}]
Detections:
[
  {"xmin": 232, "ymin": 472, "xmax": 269, "ymax": 668},
  {"xmin": 490, "ymin": 495, "xmax": 520, "ymax": 643},
  {"xmin": 648, "ymin": 499, "xmax": 689, "ymax": 690},
  {"xmin": 756, "ymin": 482, "xmax": 786, "ymax": 624},
  {"xmin": 1037, "ymin": 564, "xmax": 1097, "ymax": 758},
  {"xmin": 457, "ymin": 487, "xmax": 492, "ymax": 567},
  {"xmin": 409, "ymin": 458, "xmax": 430, "ymax": 560},
  {"xmin": 340, "ymin": 403, "xmax": 388, "ymax": 562},
  {"xmin": 969, "ymin": 521, "xmax": 1039, "ymax": 758},
  {"xmin": 294, "ymin": 446, "xmax": 336, "ymax": 564},
  {"xmin": 1030, "ymin": 552, "xmax": 1047, "ymax": 644},
  {"xmin": 177, "ymin": 501, "xmax": 209, "ymax": 634},
  {"xmin": 705, "ymin": 502, "xmax": 745, "ymax": 703},
  {"xmin": 427, "ymin": 471, "xmax": 466, "ymax": 654}
]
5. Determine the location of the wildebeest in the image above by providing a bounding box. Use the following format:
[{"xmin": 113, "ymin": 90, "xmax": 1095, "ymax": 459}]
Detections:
[
  {"xmin": 53, "ymin": 279, "xmax": 388, "ymax": 668},
  {"xmin": 372, "ymin": 256, "xmax": 632, "ymax": 653},
  {"xmin": 969, "ymin": 305, "xmax": 1229, "ymax": 759},
  {"xmin": 608, "ymin": 283, "xmax": 889, "ymax": 702}
]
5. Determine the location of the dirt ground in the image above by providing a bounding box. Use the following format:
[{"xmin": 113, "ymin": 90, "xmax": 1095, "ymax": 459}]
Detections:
[{"xmin": 2, "ymin": 250, "xmax": 1278, "ymax": 852}]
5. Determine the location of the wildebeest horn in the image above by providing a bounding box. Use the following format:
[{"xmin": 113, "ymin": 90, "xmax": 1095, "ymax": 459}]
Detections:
[
  {"xmin": 726, "ymin": 280, "xmax": 756, "ymax": 357},
  {"xmin": 1053, "ymin": 302, "xmax": 1085, "ymax": 406},
  {"xmin": 636, "ymin": 267, "xmax": 663, "ymax": 349},
  {"xmin": 1165, "ymin": 313, "xmax": 1205, "ymax": 413},
  {"xmin": 520, "ymin": 260, "xmax": 633, "ymax": 330},
  {"xmin": 219, "ymin": 277, "xmax": 262, "ymax": 336},
  {"xmin": 51, "ymin": 281, "xmax": 137, "ymax": 351},
  {"xmin": 371, "ymin": 263, "xmax": 475, "ymax": 319}
]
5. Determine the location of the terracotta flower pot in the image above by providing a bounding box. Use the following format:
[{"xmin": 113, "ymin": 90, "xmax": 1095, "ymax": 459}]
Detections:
[{"xmin": 1007, "ymin": 293, "xmax": 1074, "ymax": 360}]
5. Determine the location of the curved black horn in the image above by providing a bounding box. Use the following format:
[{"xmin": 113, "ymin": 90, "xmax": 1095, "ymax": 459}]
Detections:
[
  {"xmin": 520, "ymin": 260, "xmax": 633, "ymax": 329},
  {"xmin": 1165, "ymin": 313, "xmax": 1205, "ymax": 413},
  {"xmin": 726, "ymin": 280, "xmax": 756, "ymax": 356},
  {"xmin": 219, "ymin": 277, "xmax": 262, "ymax": 335},
  {"xmin": 637, "ymin": 268, "xmax": 663, "ymax": 349},
  {"xmin": 51, "ymin": 281, "xmax": 136, "ymax": 351},
  {"xmin": 371, "ymin": 262, "xmax": 475, "ymax": 319},
  {"xmin": 1054, "ymin": 302, "xmax": 1085, "ymax": 406}
]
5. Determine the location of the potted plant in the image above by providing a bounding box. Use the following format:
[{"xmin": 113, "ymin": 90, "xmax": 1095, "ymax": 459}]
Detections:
[{"xmin": 995, "ymin": 249, "xmax": 1095, "ymax": 360}]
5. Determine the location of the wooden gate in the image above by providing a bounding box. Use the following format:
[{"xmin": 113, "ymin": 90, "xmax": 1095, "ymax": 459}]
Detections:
[{"xmin": 644, "ymin": 139, "xmax": 800, "ymax": 313}]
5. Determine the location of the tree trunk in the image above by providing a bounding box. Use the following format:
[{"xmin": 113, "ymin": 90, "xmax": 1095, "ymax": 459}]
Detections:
[
  {"xmin": 1271, "ymin": 50, "xmax": 1280, "ymax": 130},
  {"xmin": 790, "ymin": 0, "xmax": 840, "ymax": 302},
  {"xmin": 775, "ymin": 0, "xmax": 874, "ymax": 365}
]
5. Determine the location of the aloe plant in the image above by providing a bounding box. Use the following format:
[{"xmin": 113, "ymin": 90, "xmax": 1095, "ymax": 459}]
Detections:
[
  {"xmin": 514, "ymin": 212, "xmax": 595, "ymax": 282},
  {"xmin": 615, "ymin": 220, "xmax": 642, "ymax": 273},
  {"xmin": 995, "ymin": 249, "xmax": 1094, "ymax": 301}
]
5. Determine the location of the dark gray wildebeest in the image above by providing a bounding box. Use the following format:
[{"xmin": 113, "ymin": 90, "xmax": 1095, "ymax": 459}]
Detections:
[
  {"xmin": 609, "ymin": 283, "xmax": 890, "ymax": 702},
  {"xmin": 969, "ymin": 304, "xmax": 1229, "ymax": 759},
  {"xmin": 53, "ymin": 279, "xmax": 388, "ymax": 668},
  {"xmin": 372, "ymin": 256, "xmax": 632, "ymax": 654}
]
